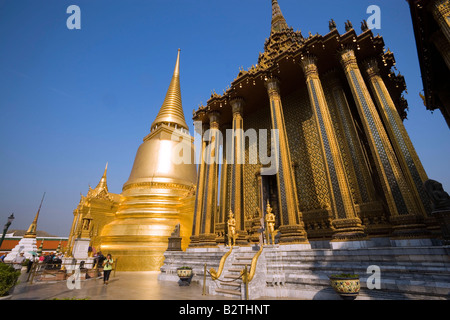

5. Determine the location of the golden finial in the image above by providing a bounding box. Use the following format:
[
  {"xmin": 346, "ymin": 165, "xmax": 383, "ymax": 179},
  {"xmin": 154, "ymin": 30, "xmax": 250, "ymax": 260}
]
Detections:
[
  {"xmin": 151, "ymin": 49, "xmax": 188, "ymax": 131},
  {"xmin": 24, "ymin": 192, "xmax": 45, "ymax": 239}
]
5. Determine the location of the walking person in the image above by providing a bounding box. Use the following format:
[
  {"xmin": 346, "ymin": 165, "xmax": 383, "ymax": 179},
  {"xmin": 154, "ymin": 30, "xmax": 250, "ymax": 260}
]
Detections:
[
  {"xmin": 12, "ymin": 252, "xmax": 26, "ymax": 271},
  {"xmin": 26, "ymin": 254, "xmax": 36, "ymax": 273},
  {"xmin": 96, "ymin": 251, "xmax": 105, "ymax": 277},
  {"xmin": 102, "ymin": 254, "xmax": 113, "ymax": 285}
]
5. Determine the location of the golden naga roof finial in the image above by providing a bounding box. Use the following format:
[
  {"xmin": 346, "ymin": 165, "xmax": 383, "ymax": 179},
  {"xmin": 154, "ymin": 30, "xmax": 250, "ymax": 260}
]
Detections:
[{"xmin": 151, "ymin": 49, "xmax": 188, "ymax": 131}]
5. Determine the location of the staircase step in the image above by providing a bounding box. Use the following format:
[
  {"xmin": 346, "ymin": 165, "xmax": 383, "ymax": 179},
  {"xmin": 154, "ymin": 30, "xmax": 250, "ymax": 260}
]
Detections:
[
  {"xmin": 215, "ymin": 288, "xmax": 242, "ymax": 296},
  {"xmin": 219, "ymin": 281, "xmax": 241, "ymax": 288},
  {"xmin": 232, "ymin": 262, "xmax": 252, "ymax": 266},
  {"xmin": 224, "ymin": 274, "xmax": 241, "ymax": 280}
]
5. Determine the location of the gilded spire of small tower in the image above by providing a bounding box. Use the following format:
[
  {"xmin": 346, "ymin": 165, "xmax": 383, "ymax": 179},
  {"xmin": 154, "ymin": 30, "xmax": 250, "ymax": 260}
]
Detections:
[
  {"xmin": 23, "ymin": 192, "xmax": 45, "ymax": 239},
  {"xmin": 271, "ymin": 0, "xmax": 289, "ymax": 33},
  {"xmin": 151, "ymin": 49, "xmax": 189, "ymax": 131},
  {"xmin": 94, "ymin": 162, "xmax": 108, "ymax": 192}
]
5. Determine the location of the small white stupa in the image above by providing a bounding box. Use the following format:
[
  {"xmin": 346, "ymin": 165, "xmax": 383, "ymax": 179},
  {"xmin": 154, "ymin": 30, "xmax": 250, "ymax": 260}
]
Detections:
[{"xmin": 4, "ymin": 193, "xmax": 45, "ymax": 262}]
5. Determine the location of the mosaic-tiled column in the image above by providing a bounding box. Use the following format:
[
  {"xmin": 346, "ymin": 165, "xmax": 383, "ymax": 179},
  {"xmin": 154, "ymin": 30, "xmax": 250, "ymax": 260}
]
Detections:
[
  {"xmin": 432, "ymin": 30, "xmax": 450, "ymax": 71},
  {"xmin": 265, "ymin": 77, "xmax": 309, "ymax": 245},
  {"xmin": 363, "ymin": 58, "xmax": 431, "ymax": 217},
  {"xmin": 339, "ymin": 47, "xmax": 430, "ymax": 242},
  {"xmin": 200, "ymin": 111, "xmax": 221, "ymax": 246},
  {"xmin": 189, "ymin": 122, "xmax": 209, "ymax": 247},
  {"xmin": 430, "ymin": 0, "xmax": 450, "ymax": 44},
  {"xmin": 229, "ymin": 98, "xmax": 247, "ymax": 244},
  {"xmin": 324, "ymin": 71, "xmax": 389, "ymax": 238},
  {"xmin": 300, "ymin": 55, "xmax": 366, "ymax": 245},
  {"xmin": 216, "ymin": 123, "xmax": 231, "ymax": 244}
]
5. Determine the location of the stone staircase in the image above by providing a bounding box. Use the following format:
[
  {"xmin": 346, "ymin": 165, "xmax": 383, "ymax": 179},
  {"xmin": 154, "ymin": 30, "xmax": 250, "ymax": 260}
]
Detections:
[
  {"xmin": 211, "ymin": 246, "xmax": 262, "ymax": 299},
  {"xmin": 159, "ymin": 244, "xmax": 450, "ymax": 299},
  {"xmin": 264, "ymin": 245, "xmax": 450, "ymax": 299}
]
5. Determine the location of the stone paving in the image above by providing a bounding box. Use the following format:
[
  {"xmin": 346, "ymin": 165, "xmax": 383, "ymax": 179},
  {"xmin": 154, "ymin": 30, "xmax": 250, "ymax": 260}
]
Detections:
[{"xmin": 10, "ymin": 271, "xmax": 236, "ymax": 300}]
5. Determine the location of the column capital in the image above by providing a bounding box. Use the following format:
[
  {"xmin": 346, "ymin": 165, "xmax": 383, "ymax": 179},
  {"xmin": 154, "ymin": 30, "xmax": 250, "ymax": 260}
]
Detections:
[
  {"xmin": 338, "ymin": 46, "xmax": 358, "ymax": 70},
  {"xmin": 208, "ymin": 111, "xmax": 220, "ymax": 127},
  {"xmin": 362, "ymin": 58, "xmax": 380, "ymax": 79},
  {"xmin": 264, "ymin": 76, "xmax": 281, "ymax": 95},
  {"xmin": 299, "ymin": 54, "xmax": 319, "ymax": 79},
  {"xmin": 229, "ymin": 97, "xmax": 245, "ymax": 115}
]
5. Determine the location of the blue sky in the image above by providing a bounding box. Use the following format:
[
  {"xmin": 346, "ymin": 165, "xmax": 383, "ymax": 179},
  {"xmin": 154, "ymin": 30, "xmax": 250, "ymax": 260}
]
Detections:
[{"xmin": 0, "ymin": 0, "xmax": 448, "ymax": 236}]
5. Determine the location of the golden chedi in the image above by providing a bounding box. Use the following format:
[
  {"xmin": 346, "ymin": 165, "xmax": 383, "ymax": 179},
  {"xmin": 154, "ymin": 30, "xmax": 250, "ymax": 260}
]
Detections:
[{"xmin": 99, "ymin": 49, "xmax": 197, "ymax": 271}]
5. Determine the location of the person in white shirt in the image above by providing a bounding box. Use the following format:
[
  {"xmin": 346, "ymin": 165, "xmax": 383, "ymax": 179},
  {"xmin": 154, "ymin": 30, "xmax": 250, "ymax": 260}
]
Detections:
[{"xmin": 12, "ymin": 252, "xmax": 26, "ymax": 270}]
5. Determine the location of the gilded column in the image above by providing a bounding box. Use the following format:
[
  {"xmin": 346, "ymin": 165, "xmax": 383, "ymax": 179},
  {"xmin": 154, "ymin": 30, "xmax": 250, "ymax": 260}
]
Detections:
[
  {"xmin": 325, "ymin": 72, "xmax": 389, "ymax": 238},
  {"xmin": 216, "ymin": 124, "xmax": 230, "ymax": 244},
  {"xmin": 363, "ymin": 58, "xmax": 431, "ymax": 217},
  {"xmin": 200, "ymin": 111, "xmax": 221, "ymax": 246},
  {"xmin": 300, "ymin": 55, "xmax": 366, "ymax": 244},
  {"xmin": 432, "ymin": 30, "xmax": 450, "ymax": 70},
  {"xmin": 339, "ymin": 47, "xmax": 430, "ymax": 242},
  {"xmin": 189, "ymin": 121, "xmax": 209, "ymax": 247},
  {"xmin": 430, "ymin": 0, "xmax": 450, "ymax": 44},
  {"xmin": 265, "ymin": 77, "xmax": 309, "ymax": 245},
  {"xmin": 229, "ymin": 98, "xmax": 247, "ymax": 244}
]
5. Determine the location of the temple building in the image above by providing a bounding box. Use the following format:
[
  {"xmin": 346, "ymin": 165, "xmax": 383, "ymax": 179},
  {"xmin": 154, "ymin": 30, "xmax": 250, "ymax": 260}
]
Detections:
[
  {"xmin": 66, "ymin": 163, "xmax": 120, "ymax": 258},
  {"xmin": 407, "ymin": 0, "xmax": 450, "ymax": 127},
  {"xmin": 189, "ymin": 0, "xmax": 439, "ymax": 250},
  {"xmin": 158, "ymin": 1, "xmax": 450, "ymax": 300},
  {"xmin": 66, "ymin": 1, "xmax": 446, "ymax": 280},
  {"xmin": 67, "ymin": 50, "xmax": 197, "ymax": 271}
]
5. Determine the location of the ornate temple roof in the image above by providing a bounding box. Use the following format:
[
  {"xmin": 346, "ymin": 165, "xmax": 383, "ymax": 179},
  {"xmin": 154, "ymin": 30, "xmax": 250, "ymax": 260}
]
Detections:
[
  {"xmin": 78, "ymin": 163, "xmax": 116, "ymax": 206},
  {"xmin": 193, "ymin": 0, "xmax": 408, "ymax": 124}
]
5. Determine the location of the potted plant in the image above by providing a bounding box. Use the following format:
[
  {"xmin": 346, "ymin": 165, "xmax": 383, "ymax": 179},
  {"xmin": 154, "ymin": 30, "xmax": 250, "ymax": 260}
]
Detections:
[
  {"xmin": 0, "ymin": 263, "xmax": 21, "ymax": 299},
  {"xmin": 176, "ymin": 266, "xmax": 193, "ymax": 286},
  {"xmin": 329, "ymin": 273, "xmax": 360, "ymax": 300}
]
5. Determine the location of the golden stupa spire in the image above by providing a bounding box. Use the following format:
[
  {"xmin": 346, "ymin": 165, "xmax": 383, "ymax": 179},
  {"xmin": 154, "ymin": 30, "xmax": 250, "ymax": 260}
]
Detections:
[
  {"xmin": 151, "ymin": 49, "xmax": 188, "ymax": 131},
  {"xmin": 271, "ymin": 0, "xmax": 289, "ymax": 33},
  {"xmin": 23, "ymin": 192, "xmax": 45, "ymax": 239}
]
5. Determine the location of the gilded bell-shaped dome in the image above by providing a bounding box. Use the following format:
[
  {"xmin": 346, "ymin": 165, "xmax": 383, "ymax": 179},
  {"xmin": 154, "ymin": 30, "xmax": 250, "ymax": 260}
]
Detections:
[{"xmin": 100, "ymin": 50, "xmax": 197, "ymax": 271}]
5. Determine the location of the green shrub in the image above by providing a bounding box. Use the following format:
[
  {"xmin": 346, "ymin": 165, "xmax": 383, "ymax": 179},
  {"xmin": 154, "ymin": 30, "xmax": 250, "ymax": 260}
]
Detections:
[{"xmin": 0, "ymin": 263, "xmax": 21, "ymax": 297}]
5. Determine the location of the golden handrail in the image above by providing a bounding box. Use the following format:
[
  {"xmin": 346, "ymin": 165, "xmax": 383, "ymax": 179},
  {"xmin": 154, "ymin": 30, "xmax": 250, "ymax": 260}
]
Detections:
[
  {"xmin": 241, "ymin": 245, "xmax": 263, "ymax": 283},
  {"xmin": 209, "ymin": 246, "xmax": 233, "ymax": 280}
]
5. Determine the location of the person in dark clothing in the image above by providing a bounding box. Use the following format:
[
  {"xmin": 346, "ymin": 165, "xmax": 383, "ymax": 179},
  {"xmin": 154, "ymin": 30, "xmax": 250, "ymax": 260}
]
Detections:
[
  {"xmin": 27, "ymin": 255, "xmax": 35, "ymax": 273},
  {"xmin": 96, "ymin": 252, "xmax": 106, "ymax": 277}
]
